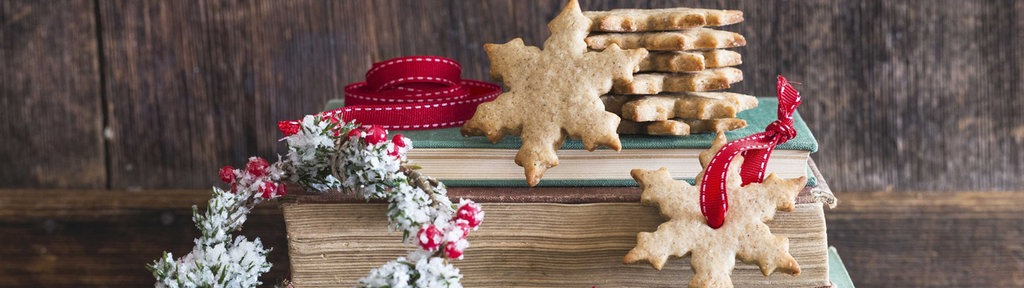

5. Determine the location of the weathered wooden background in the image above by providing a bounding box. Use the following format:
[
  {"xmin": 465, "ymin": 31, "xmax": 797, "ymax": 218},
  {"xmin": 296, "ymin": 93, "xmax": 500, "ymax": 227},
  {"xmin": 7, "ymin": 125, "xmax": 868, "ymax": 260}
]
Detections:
[{"xmin": 1, "ymin": 0, "xmax": 1022, "ymax": 287}]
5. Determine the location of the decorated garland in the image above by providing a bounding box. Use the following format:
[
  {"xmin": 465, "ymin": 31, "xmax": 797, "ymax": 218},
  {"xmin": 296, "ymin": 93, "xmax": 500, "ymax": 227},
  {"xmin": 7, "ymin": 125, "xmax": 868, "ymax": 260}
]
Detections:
[{"xmin": 149, "ymin": 114, "xmax": 484, "ymax": 288}]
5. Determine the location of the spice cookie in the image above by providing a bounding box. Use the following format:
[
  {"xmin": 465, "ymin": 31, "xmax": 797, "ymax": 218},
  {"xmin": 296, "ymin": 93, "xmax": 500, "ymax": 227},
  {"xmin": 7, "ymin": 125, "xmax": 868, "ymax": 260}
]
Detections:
[
  {"xmin": 626, "ymin": 133, "xmax": 805, "ymax": 287},
  {"xmin": 462, "ymin": 0, "xmax": 647, "ymax": 186},
  {"xmin": 617, "ymin": 118, "xmax": 747, "ymax": 136},
  {"xmin": 619, "ymin": 92, "xmax": 758, "ymax": 121},
  {"xmin": 637, "ymin": 50, "xmax": 742, "ymax": 73},
  {"xmin": 612, "ymin": 68, "xmax": 744, "ymax": 94},
  {"xmin": 584, "ymin": 7, "xmax": 743, "ymax": 32},
  {"xmin": 586, "ymin": 28, "xmax": 746, "ymax": 51}
]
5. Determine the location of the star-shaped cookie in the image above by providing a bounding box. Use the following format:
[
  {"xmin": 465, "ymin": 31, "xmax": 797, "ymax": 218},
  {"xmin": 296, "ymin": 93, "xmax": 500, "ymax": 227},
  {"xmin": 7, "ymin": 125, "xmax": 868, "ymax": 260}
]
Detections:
[
  {"xmin": 461, "ymin": 0, "xmax": 647, "ymax": 186},
  {"xmin": 626, "ymin": 133, "xmax": 807, "ymax": 288}
]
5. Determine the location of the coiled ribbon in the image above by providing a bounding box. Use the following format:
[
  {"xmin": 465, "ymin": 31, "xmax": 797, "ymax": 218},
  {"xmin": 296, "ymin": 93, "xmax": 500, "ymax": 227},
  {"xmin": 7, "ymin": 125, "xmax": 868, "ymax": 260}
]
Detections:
[
  {"xmin": 699, "ymin": 75, "xmax": 802, "ymax": 228},
  {"xmin": 278, "ymin": 56, "xmax": 501, "ymax": 135}
]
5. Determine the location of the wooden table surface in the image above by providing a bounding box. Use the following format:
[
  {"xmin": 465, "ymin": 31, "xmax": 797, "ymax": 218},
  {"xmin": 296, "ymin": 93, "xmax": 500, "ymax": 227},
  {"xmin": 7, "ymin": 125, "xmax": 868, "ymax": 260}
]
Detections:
[{"xmin": 2, "ymin": 189, "xmax": 1022, "ymax": 287}]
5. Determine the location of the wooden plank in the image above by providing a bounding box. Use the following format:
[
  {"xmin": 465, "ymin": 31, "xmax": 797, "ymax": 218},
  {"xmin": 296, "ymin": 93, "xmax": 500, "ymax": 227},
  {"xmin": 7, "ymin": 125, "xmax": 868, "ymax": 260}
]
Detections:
[
  {"xmin": 99, "ymin": 0, "xmax": 462, "ymax": 189},
  {"xmin": 724, "ymin": 0, "xmax": 1024, "ymax": 191},
  {"xmin": 2, "ymin": 188, "xmax": 1023, "ymax": 286},
  {"xmin": 0, "ymin": 189, "xmax": 290, "ymax": 287},
  {"xmin": 99, "ymin": 0, "xmax": 270, "ymax": 189},
  {"xmin": 827, "ymin": 191, "xmax": 1024, "ymax": 287},
  {"xmin": 94, "ymin": 0, "xmax": 525, "ymax": 193},
  {"xmin": 9, "ymin": 3, "xmax": 1024, "ymax": 190},
  {"xmin": 92, "ymin": 0, "xmax": 1024, "ymax": 191},
  {"xmin": 0, "ymin": 0, "xmax": 104, "ymax": 188},
  {"xmin": 450, "ymin": 0, "xmax": 592, "ymax": 80}
]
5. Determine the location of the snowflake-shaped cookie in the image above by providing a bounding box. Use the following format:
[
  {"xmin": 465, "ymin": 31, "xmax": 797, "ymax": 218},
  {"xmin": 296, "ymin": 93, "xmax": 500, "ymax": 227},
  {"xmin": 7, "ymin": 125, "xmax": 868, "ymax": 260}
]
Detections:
[
  {"xmin": 461, "ymin": 0, "xmax": 647, "ymax": 186},
  {"xmin": 625, "ymin": 133, "xmax": 806, "ymax": 288}
]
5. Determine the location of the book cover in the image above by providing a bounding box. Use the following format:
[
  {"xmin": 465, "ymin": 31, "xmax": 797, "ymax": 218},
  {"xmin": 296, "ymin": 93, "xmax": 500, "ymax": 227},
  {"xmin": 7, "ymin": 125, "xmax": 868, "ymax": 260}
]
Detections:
[
  {"xmin": 325, "ymin": 97, "xmax": 818, "ymax": 187},
  {"xmin": 326, "ymin": 97, "xmax": 818, "ymax": 152}
]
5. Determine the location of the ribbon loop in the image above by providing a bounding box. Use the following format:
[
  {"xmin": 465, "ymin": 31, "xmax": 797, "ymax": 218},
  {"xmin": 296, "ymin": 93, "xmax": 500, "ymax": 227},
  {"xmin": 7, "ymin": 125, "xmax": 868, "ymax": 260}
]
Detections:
[
  {"xmin": 698, "ymin": 75, "xmax": 803, "ymax": 229},
  {"xmin": 278, "ymin": 56, "xmax": 501, "ymax": 134},
  {"xmin": 765, "ymin": 119, "xmax": 796, "ymax": 142},
  {"xmin": 365, "ymin": 56, "xmax": 463, "ymax": 91}
]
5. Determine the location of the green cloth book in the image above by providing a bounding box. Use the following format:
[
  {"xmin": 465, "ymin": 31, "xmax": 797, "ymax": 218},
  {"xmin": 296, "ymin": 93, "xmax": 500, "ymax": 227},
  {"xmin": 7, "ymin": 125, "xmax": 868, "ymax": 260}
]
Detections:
[
  {"xmin": 829, "ymin": 246, "xmax": 856, "ymax": 288},
  {"xmin": 325, "ymin": 97, "xmax": 818, "ymax": 187}
]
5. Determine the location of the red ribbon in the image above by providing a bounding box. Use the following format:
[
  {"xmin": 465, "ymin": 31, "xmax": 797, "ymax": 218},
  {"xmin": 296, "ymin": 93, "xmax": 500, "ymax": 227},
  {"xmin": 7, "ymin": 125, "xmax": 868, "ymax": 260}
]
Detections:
[
  {"xmin": 699, "ymin": 75, "xmax": 802, "ymax": 229},
  {"xmin": 278, "ymin": 56, "xmax": 501, "ymax": 135}
]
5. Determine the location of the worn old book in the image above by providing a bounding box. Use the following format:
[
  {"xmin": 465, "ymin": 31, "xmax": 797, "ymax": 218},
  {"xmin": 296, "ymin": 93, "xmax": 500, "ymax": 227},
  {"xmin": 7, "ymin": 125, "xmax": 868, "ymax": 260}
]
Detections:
[
  {"xmin": 283, "ymin": 160, "xmax": 837, "ymax": 287},
  {"xmin": 324, "ymin": 97, "xmax": 818, "ymax": 187}
]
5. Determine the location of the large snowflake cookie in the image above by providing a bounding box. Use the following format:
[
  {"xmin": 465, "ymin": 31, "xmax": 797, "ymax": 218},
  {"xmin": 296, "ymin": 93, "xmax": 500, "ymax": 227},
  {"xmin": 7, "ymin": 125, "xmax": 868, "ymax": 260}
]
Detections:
[
  {"xmin": 625, "ymin": 133, "xmax": 806, "ymax": 288},
  {"xmin": 461, "ymin": 0, "xmax": 647, "ymax": 186}
]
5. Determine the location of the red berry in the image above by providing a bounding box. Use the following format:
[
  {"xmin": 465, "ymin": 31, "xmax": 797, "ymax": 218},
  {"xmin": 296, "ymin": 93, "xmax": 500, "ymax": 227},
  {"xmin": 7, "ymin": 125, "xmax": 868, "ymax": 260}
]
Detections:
[
  {"xmin": 347, "ymin": 128, "xmax": 362, "ymax": 139},
  {"xmin": 260, "ymin": 181, "xmax": 277, "ymax": 199},
  {"xmin": 392, "ymin": 134, "xmax": 408, "ymax": 148},
  {"xmin": 276, "ymin": 182, "xmax": 288, "ymax": 197},
  {"xmin": 454, "ymin": 219, "xmax": 471, "ymax": 238},
  {"xmin": 456, "ymin": 200, "xmax": 484, "ymax": 228},
  {"xmin": 417, "ymin": 225, "xmax": 443, "ymax": 251},
  {"xmin": 388, "ymin": 134, "xmax": 409, "ymax": 158},
  {"xmin": 444, "ymin": 241, "xmax": 464, "ymax": 259},
  {"xmin": 246, "ymin": 157, "xmax": 270, "ymax": 177},
  {"xmin": 364, "ymin": 125, "xmax": 388, "ymax": 145},
  {"xmin": 219, "ymin": 166, "xmax": 235, "ymax": 184}
]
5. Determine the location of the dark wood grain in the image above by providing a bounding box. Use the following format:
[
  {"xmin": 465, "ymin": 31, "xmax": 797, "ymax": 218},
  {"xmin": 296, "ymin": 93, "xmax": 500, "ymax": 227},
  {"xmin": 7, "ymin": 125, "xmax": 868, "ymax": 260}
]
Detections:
[
  {"xmin": 792, "ymin": 0, "xmax": 1024, "ymax": 192},
  {"xmin": 88, "ymin": 0, "xmax": 1023, "ymax": 191},
  {"xmin": 100, "ymin": 0, "xmax": 262, "ymax": 189},
  {"xmin": 0, "ymin": 189, "xmax": 290, "ymax": 287},
  {"xmin": 827, "ymin": 191, "xmax": 1024, "ymax": 287},
  {"xmin": 98, "ymin": 0, "xmax": 462, "ymax": 189},
  {"xmin": 0, "ymin": 0, "xmax": 104, "ymax": 188}
]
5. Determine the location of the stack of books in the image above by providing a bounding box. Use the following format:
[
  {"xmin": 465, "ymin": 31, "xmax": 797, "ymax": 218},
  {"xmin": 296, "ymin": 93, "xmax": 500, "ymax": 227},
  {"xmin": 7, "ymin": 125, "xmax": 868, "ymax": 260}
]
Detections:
[
  {"xmin": 284, "ymin": 166, "xmax": 839, "ymax": 287},
  {"xmin": 396, "ymin": 97, "xmax": 816, "ymax": 187},
  {"xmin": 281, "ymin": 99, "xmax": 846, "ymax": 287}
]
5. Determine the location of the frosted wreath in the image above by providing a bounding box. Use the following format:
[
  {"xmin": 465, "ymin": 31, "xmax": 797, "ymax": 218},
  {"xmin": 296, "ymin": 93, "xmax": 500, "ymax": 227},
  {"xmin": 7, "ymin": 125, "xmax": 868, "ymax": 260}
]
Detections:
[{"xmin": 149, "ymin": 114, "xmax": 484, "ymax": 288}]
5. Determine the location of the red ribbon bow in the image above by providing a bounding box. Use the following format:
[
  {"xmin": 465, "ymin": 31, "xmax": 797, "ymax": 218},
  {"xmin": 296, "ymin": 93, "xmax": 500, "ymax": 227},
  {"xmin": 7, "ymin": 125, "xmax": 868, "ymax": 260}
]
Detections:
[
  {"xmin": 699, "ymin": 75, "xmax": 802, "ymax": 228},
  {"xmin": 278, "ymin": 56, "xmax": 501, "ymax": 135}
]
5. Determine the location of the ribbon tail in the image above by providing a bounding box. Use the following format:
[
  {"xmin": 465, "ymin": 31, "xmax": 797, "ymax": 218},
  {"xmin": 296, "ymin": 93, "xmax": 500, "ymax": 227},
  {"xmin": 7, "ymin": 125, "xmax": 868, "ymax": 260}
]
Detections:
[
  {"xmin": 738, "ymin": 144, "xmax": 776, "ymax": 185},
  {"xmin": 776, "ymin": 75, "xmax": 802, "ymax": 120},
  {"xmin": 698, "ymin": 75, "xmax": 804, "ymax": 228}
]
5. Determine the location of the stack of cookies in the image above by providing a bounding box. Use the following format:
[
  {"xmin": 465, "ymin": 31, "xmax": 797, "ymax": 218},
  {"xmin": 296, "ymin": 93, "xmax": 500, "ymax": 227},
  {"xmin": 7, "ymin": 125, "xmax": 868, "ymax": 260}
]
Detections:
[{"xmin": 583, "ymin": 8, "xmax": 758, "ymax": 136}]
